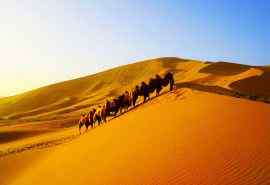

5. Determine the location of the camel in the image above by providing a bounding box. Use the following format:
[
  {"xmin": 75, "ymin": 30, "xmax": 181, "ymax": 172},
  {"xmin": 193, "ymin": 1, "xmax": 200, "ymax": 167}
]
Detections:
[
  {"xmin": 78, "ymin": 72, "xmax": 175, "ymax": 134},
  {"xmin": 132, "ymin": 85, "xmax": 140, "ymax": 106}
]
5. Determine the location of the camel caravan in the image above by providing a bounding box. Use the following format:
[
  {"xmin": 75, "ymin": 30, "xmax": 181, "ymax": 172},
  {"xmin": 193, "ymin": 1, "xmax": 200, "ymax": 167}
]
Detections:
[{"xmin": 78, "ymin": 72, "xmax": 174, "ymax": 133}]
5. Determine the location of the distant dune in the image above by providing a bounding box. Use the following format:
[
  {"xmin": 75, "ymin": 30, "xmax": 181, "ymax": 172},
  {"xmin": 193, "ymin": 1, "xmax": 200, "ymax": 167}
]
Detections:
[
  {"xmin": 1, "ymin": 57, "xmax": 270, "ymax": 185},
  {"xmin": 0, "ymin": 57, "xmax": 269, "ymax": 121}
]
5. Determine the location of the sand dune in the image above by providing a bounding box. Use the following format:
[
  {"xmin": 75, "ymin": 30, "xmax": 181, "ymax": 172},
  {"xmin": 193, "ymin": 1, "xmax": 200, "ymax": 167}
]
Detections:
[
  {"xmin": 1, "ymin": 57, "xmax": 270, "ymax": 185},
  {"xmin": 0, "ymin": 57, "xmax": 189, "ymax": 120},
  {"xmin": 1, "ymin": 89, "xmax": 270, "ymax": 185},
  {"xmin": 0, "ymin": 58, "xmax": 269, "ymax": 122}
]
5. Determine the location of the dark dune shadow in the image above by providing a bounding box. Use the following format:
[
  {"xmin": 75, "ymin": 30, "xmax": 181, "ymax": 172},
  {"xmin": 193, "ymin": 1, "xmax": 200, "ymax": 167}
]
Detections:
[
  {"xmin": 175, "ymin": 82, "xmax": 236, "ymax": 96},
  {"xmin": 175, "ymin": 82, "xmax": 270, "ymax": 104},
  {"xmin": 199, "ymin": 62, "xmax": 251, "ymax": 76},
  {"xmin": 229, "ymin": 71, "xmax": 270, "ymax": 97},
  {"xmin": 0, "ymin": 130, "xmax": 48, "ymax": 144}
]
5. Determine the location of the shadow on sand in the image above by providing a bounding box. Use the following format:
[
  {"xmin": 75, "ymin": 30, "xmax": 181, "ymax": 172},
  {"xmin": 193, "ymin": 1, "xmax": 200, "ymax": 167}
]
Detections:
[
  {"xmin": 0, "ymin": 130, "xmax": 48, "ymax": 144},
  {"xmin": 175, "ymin": 82, "xmax": 270, "ymax": 104}
]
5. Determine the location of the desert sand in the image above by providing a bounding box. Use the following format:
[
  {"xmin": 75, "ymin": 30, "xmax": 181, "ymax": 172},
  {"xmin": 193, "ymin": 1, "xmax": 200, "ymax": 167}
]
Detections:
[{"xmin": 1, "ymin": 57, "xmax": 270, "ymax": 185}]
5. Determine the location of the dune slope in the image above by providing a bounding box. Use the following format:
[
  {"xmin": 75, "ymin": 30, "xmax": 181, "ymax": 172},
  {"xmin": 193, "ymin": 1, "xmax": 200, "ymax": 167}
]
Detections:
[{"xmin": 3, "ymin": 89, "xmax": 270, "ymax": 185}]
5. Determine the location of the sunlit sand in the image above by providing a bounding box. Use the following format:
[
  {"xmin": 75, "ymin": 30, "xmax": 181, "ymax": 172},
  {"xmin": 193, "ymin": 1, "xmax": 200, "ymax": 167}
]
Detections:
[{"xmin": 1, "ymin": 57, "xmax": 270, "ymax": 185}]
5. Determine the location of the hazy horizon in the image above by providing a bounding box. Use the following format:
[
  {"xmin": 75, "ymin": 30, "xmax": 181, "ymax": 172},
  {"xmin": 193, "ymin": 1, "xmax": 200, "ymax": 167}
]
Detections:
[{"xmin": 1, "ymin": 1, "xmax": 269, "ymax": 97}]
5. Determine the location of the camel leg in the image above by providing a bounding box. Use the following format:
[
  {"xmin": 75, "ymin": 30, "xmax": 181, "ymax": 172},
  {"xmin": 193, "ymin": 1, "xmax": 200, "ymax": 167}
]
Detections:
[
  {"xmin": 170, "ymin": 79, "xmax": 174, "ymax": 91},
  {"xmin": 79, "ymin": 122, "xmax": 82, "ymax": 134}
]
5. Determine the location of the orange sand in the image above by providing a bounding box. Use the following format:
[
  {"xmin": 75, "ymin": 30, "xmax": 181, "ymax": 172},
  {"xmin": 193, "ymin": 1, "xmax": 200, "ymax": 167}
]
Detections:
[{"xmin": 2, "ymin": 89, "xmax": 270, "ymax": 185}]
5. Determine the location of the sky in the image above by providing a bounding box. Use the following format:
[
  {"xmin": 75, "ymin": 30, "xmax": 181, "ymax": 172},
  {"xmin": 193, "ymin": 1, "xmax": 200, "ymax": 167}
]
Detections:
[{"xmin": 0, "ymin": 0, "xmax": 269, "ymax": 97}]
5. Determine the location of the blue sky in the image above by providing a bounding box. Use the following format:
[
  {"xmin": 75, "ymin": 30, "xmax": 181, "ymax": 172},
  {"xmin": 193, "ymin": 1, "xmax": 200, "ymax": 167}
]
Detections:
[{"xmin": 0, "ymin": 0, "xmax": 269, "ymax": 96}]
